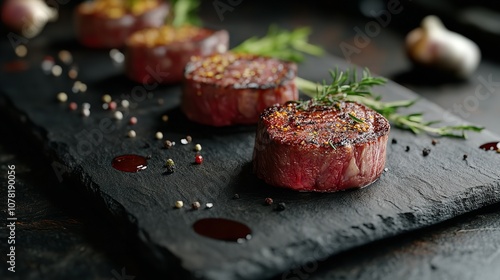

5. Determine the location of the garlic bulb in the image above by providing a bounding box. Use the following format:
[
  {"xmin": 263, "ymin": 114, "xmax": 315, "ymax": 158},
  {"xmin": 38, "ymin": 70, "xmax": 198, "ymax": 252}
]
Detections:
[
  {"xmin": 406, "ymin": 15, "xmax": 481, "ymax": 78},
  {"xmin": 1, "ymin": 0, "xmax": 58, "ymax": 38}
]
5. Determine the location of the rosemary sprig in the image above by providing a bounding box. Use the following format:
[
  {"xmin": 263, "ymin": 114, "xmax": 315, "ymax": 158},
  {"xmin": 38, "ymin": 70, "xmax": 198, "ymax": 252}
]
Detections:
[
  {"xmin": 231, "ymin": 25, "xmax": 324, "ymax": 63},
  {"xmin": 349, "ymin": 113, "xmax": 365, "ymax": 123},
  {"xmin": 167, "ymin": 0, "xmax": 201, "ymax": 27},
  {"xmin": 295, "ymin": 69, "xmax": 484, "ymax": 139}
]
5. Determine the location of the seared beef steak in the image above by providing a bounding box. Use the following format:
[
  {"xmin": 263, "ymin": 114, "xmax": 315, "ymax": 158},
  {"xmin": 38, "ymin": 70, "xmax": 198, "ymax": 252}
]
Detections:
[
  {"xmin": 182, "ymin": 53, "xmax": 298, "ymax": 126},
  {"xmin": 75, "ymin": 0, "xmax": 169, "ymax": 49},
  {"xmin": 253, "ymin": 101, "xmax": 390, "ymax": 192},
  {"xmin": 125, "ymin": 26, "xmax": 229, "ymax": 84}
]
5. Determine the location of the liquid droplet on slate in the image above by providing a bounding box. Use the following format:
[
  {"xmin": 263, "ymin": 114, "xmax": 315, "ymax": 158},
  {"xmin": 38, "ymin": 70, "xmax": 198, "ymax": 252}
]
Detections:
[
  {"xmin": 112, "ymin": 154, "xmax": 148, "ymax": 172},
  {"xmin": 193, "ymin": 218, "xmax": 252, "ymax": 242},
  {"xmin": 479, "ymin": 142, "xmax": 500, "ymax": 151}
]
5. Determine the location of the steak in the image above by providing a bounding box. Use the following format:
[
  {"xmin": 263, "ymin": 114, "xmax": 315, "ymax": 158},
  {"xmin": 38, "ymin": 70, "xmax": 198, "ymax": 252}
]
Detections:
[
  {"xmin": 125, "ymin": 26, "xmax": 229, "ymax": 84},
  {"xmin": 253, "ymin": 101, "xmax": 390, "ymax": 192},
  {"xmin": 181, "ymin": 52, "xmax": 298, "ymax": 126},
  {"xmin": 74, "ymin": 0, "xmax": 168, "ymax": 49}
]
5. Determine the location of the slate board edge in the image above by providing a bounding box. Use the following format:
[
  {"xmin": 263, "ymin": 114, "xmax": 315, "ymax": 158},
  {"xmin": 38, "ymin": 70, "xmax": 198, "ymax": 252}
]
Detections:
[
  {"xmin": 2, "ymin": 92, "xmax": 500, "ymax": 280},
  {"xmin": 0, "ymin": 94, "xmax": 193, "ymax": 278}
]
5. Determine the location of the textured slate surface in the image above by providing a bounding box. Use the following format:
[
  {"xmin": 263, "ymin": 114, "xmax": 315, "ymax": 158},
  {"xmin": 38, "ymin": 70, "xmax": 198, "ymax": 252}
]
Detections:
[{"xmin": 1, "ymin": 30, "xmax": 500, "ymax": 280}]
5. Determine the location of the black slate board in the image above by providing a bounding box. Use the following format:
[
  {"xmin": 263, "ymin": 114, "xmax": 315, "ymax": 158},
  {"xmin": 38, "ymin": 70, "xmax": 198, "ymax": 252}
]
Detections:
[{"xmin": 1, "ymin": 37, "xmax": 500, "ymax": 280}]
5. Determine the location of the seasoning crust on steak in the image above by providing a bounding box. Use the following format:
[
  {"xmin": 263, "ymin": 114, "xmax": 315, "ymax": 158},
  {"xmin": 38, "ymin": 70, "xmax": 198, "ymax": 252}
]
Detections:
[{"xmin": 253, "ymin": 101, "xmax": 390, "ymax": 192}]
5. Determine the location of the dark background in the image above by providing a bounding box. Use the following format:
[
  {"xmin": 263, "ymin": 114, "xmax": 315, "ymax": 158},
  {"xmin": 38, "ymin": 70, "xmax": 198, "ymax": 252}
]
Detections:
[{"xmin": 1, "ymin": 0, "xmax": 499, "ymax": 279}]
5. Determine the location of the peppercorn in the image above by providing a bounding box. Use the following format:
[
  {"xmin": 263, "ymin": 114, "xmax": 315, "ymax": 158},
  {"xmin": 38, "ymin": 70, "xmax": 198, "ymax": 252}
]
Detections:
[
  {"xmin": 186, "ymin": 135, "xmax": 192, "ymax": 143},
  {"xmin": 82, "ymin": 108, "xmax": 90, "ymax": 117},
  {"xmin": 431, "ymin": 139, "xmax": 438, "ymax": 146},
  {"xmin": 276, "ymin": 202, "xmax": 286, "ymax": 211},
  {"xmin": 155, "ymin": 131, "xmax": 163, "ymax": 140},
  {"xmin": 69, "ymin": 102, "xmax": 78, "ymax": 111},
  {"xmin": 174, "ymin": 201, "xmax": 183, "ymax": 209},
  {"xmin": 205, "ymin": 203, "xmax": 213, "ymax": 209},
  {"xmin": 164, "ymin": 140, "xmax": 173, "ymax": 149},
  {"xmin": 51, "ymin": 65, "xmax": 62, "ymax": 77},
  {"xmin": 233, "ymin": 194, "xmax": 240, "ymax": 199},
  {"xmin": 194, "ymin": 144, "xmax": 202, "ymax": 152},
  {"xmin": 127, "ymin": 130, "xmax": 136, "ymax": 138},
  {"xmin": 121, "ymin": 99, "xmax": 130, "ymax": 108},
  {"xmin": 165, "ymin": 159, "xmax": 175, "ymax": 173},
  {"xmin": 405, "ymin": 146, "xmax": 410, "ymax": 152},
  {"xmin": 15, "ymin": 45, "xmax": 27, "ymax": 57},
  {"xmin": 463, "ymin": 154, "xmax": 468, "ymax": 160},
  {"xmin": 58, "ymin": 50, "xmax": 72, "ymax": 65},
  {"xmin": 68, "ymin": 67, "xmax": 78, "ymax": 79},
  {"xmin": 264, "ymin": 197, "xmax": 273, "ymax": 205},
  {"xmin": 57, "ymin": 92, "xmax": 68, "ymax": 103},
  {"xmin": 108, "ymin": 101, "xmax": 117, "ymax": 111},
  {"xmin": 422, "ymin": 148, "xmax": 431, "ymax": 157},
  {"xmin": 391, "ymin": 139, "xmax": 397, "ymax": 144},
  {"xmin": 195, "ymin": 154, "xmax": 203, "ymax": 164},
  {"xmin": 114, "ymin": 111, "xmax": 123, "ymax": 120},
  {"xmin": 102, "ymin": 94, "xmax": 112, "ymax": 103},
  {"xmin": 192, "ymin": 201, "xmax": 201, "ymax": 210}
]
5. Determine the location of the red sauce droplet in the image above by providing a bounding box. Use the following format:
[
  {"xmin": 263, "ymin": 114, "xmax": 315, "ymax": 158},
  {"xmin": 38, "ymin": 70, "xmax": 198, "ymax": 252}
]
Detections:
[
  {"xmin": 112, "ymin": 154, "xmax": 148, "ymax": 172},
  {"xmin": 479, "ymin": 142, "xmax": 500, "ymax": 151},
  {"xmin": 193, "ymin": 218, "xmax": 252, "ymax": 243}
]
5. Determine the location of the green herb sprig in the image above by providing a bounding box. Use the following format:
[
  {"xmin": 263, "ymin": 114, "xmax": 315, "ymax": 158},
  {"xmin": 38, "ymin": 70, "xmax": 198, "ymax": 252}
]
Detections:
[
  {"xmin": 167, "ymin": 0, "xmax": 201, "ymax": 27},
  {"xmin": 232, "ymin": 25, "xmax": 324, "ymax": 63},
  {"xmin": 295, "ymin": 69, "xmax": 483, "ymax": 139}
]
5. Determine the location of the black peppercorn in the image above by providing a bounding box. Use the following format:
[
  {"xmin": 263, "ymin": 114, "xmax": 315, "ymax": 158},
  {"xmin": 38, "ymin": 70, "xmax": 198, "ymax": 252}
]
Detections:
[
  {"xmin": 391, "ymin": 139, "xmax": 397, "ymax": 144},
  {"xmin": 191, "ymin": 201, "xmax": 201, "ymax": 210},
  {"xmin": 276, "ymin": 202, "xmax": 286, "ymax": 211},
  {"xmin": 164, "ymin": 140, "xmax": 173, "ymax": 149},
  {"xmin": 422, "ymin": 148, "xmax": 431, "ymax": 157}
]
